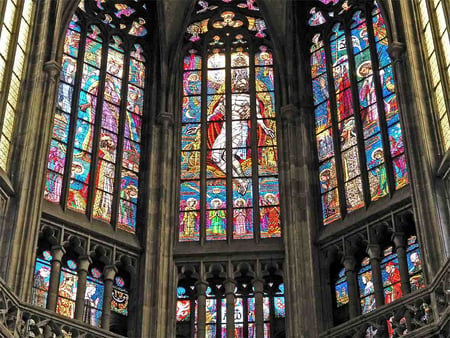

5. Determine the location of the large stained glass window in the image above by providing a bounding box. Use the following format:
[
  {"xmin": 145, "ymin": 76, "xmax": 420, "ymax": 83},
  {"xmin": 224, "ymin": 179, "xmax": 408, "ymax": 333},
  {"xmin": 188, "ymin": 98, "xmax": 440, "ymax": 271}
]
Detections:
[
  {"xmin": 31, "ymin": 249, "xmax": 52, "ymax": 308},
  {"xmin": 44, "ymin": 0, "xmax": 151, "ymax": 233},
  {"xmin": 0, "ymin": 0, "xmax": 34, "ymax": 170},
  {"xmin": 309, "ymin": 0, "xmax": 408, "ymax": 225},
  {"xmin": 416, "ymin": 0, "xmax": 450, "ymax": 150},
  {"xmin": 358, "ymin": 257, "xmax": 375, "ymax": 314},
  {"xmin": 179, "ymin": 0, "xmax": 281, "ymax": 242}
]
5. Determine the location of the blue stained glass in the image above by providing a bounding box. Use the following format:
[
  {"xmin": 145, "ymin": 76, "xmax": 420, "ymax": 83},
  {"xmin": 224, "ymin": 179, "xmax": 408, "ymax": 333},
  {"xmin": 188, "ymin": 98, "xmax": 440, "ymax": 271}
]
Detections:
[
  {"xmin": 368, "ymin": 164, "xmax": 388, "ymax": 200},
  {"xmin": 78, "ymin": 91, "xmax": 97, "ymax": 123},
  {"xmin": 355, "ymin": 50, "xmax": 373, "ymax": 81},
  {"xmin": 388, "ymin": 123, "xmax": 404, "ymax": 157},
  {"xmin": 308, "ymin": 8, "xmax": 327, "ymax": 27},
  {"xmin": 127, "ymin": 85, "xmax": 144, "ymax": 115},
  {"xmin": 365, "ymin": 134, "xmax": 384, "ymax": 169},
  {"xmin": 315, "ymin": 102, "xmax": 331, "ymax": 134},
  {"xmin": 116, "ymin": 277, "xmax": 125, "ymax": 288},
  {"xmin": 124, "ymin": 112, "xmax": 141, "ymax": 142},
  {"xmin": 118, "ymin": 200, "xmax": 137, "ymax": 232},
  {"xmin": 358, "ymin": 258, "xmax": 376, "ymax": 314},
  {"xmin": 129, "ymin": 58, "xmax": 146, "ymax": 88},
  {"xmin": 376, "ymin": 39, "xmax": 390, "ymax": 69},
  {"xmin": 259, "ymin": 177, "xmax": 279, "ymax": 206},
  {"xmin": 313, "ymin": 74, "xmax": 329, "ymax": 105},
  {"xmin": 351, "ymin": 26, "xmax": 369, "ymax": 54},
  {"xmin": 85, "ymin": 276, "xmax": 104, "ymax": 327},
  {"xmin": 380, "ymin": 65, "xmax": 395, "ymax": 97},
  {"xmin": 57, "ymin": 83, "xmax": 74, "ymax": 113},
  {"xmin": 120, "ymin": 169, "xmax": 139, "ymax": 203},
  {"xmin": 69, "ymin": 15, "xmax": 81, "ymax": 32},
  {"xmin": 335, "ymin": 268, "xmax": 348, "ymax": 307},
  {"xmin": 319, "ymin": 159, "xmax": 337, "ymax": 193},
  {"xmin": 182, "ymin": 96, "xmax": 201, "ymax": 123},
  {"xmin": 311, "ymin": 47, "xmax": 327, "ymax": 78},
  {"xmin": 81, "ymin": 64, "xmax": 100, "ymax": 93},
  {"xmin": 61, "ymin": 56, "xmax": 77, "ymax": 84},
  {"xmin": 48, "ymin": 140, "xmax": 66, "ymax": 174},
  {"xmin": 255, "ymin": 67, "xmax": 274, "ymax": 92},
  {"xmin": 182, "ymin": 124, "xmax": 201, "ymax": 150},
  {"xmin": 339, "ymin": 117, "xmax": 357, "ymax": 150},
  {"xmin": 184, "ymin": 52, "xmax": 202, "ymax": 70},
  {"xmin": 74, "ymin": 119, "xmax": 94, "ymax": 152},
  {"xmin": 206, "ymin": 180, "xmax": 226, "ymax": 208},
  {"xmin": 330, "ymin": 27, "xmax": 346, "ymax": 65},
  {"xmin": 181, "ymin": 151, "xmax": 201, "ymax": 180},
  {"xmin": 84, "ymin": 39, "xmax": 102, "ymax": 67},
  {"xmin": 32, "ymin": 259, "xmax": 52, "ymax": 308},
  {"xmin": 316, "ymin": 128, "xmax": 334, "ymax": 162},
  {"xmin": 122, "ymin": 139, "xmax": 140, "ymax": 172},
  {"xmin": 351, "ymin": 11, "xmax": 366, "ymax": 29},
  {"xmin": 233, "ymin": 179, "xmax": 253, "ymax": 206},
  {"xmin": 274, "ymin": 297, "xmax": 285, "ymax": 318},
  {"xmin": 384, "ymin": 94, "xmax": 399, "ymax": 126},
  {"xmin": 180, "ymin": 181, "xmax": 201, "ymax": 211},
  {"xmin": 71, "ymin": 149, "xmax": 91, "ymax": 183}
]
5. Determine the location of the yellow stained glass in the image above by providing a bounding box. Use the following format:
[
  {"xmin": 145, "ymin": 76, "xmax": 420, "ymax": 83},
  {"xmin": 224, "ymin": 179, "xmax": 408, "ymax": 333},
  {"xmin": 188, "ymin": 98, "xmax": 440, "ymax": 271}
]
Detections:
[
  {"xmin": 428, "ymin": 52, "xmax": 440, "ymax": 87},
  {"xmin": 4, "ymin": 1, "xmax": 17, "ymax": 29},
  {"xmin": 23, "ymin": 0, "xmax": 33, "ymax": 22},
  {"xmin": 435, "ymin": 3, "xmax": 446, "ymax": 36},
  {"xmin": 13, "ymin": 47, "xmax": 25, "ymax": 78},
  {"xmin": 418, "ymin": 1, "xmax": 429, "ymax": 25},
  {"xmin": 0, "ymin": 135, "xmax": 10, "ymax": 170},
  {"xmin": 440, "ymin": 114, "xmax": 450, "ymax": 150},
  {"xmin": 2, "ymin": 104, "xmax": 15, "ymax": 140},
  {"xmin": 424, "ymin": 25, "xmax": 434, "ymax": 55},
  {"xmin": 0, "ymin": 27, "xmax": 12, "ymax": 58},
  {"xmin": 18, "ymin": 19, "xmax": 30, "ymax": 48}
]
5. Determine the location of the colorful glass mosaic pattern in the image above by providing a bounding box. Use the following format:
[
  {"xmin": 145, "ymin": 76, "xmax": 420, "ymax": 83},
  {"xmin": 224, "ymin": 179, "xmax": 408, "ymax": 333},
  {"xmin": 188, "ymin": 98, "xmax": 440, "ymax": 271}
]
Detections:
[
  {"xmin": 381, "ymin": 246, "xmax": 402, "ymax": 304},
  {"xmin": 335, "ymin": 268, "xmax": 349, "ymax": 307},
  {"xmin": 84, "ymin": 269, "xmax": 104, "ymax": 327},
  {"xmin": 179, "ymin": 0, "xmax": 280, "ymax": 242},
  {"xmin": 112, "ymin": 275, "xmax": 129, "ymax": 316},
  {"xmin": 358, "ymin": 257, "xmax": 375, "ymax": 314},
  {"xmin": 407, "ymin": 235, "xmax": 425, "ymax": 291},
  {"xmin": 56, "ymin": 261, "xmax": 79, "ymax": 319},
  {"xmin": 44, "ymin": 0, "xmax": 150, "ymax": 233},
  {"xmin": 0, "ymin": 0, "xmax": 34, "ymax": 170},
  {"xmin": 310, "ymin": 1, "xmax": 408, "ymax": 225},
  {"xmin": 31, "ymin": 250, "xmax": 52, "ymax": 309}
]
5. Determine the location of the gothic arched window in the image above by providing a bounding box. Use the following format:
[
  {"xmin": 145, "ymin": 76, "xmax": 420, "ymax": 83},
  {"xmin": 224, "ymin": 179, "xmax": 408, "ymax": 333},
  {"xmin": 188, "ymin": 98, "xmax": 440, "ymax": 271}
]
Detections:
[
  {"xmin": 0, "ymin": 0, "xmax": 34, "ymax": 170},
  {"xmin": 416, "ymin": 0, "xmax": 450, "ymax": 150},
  {"xmin": 179, "ymin": 0, "xmax": 281, "ymax": 242},
  {"xmin": 308, "ymin": 0, "xmax": 408, "ymax": 225},
  {"xmin": 44, "ymin": 0, "xmax": 151, "ymax": 233}
]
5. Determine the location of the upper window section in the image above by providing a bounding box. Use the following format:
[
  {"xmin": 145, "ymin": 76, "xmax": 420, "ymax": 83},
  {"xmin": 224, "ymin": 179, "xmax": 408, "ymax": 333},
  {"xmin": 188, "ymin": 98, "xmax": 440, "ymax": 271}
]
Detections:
[
  {"xmin": 0, "ymin": 0, "xmax": 34, "ymax": 171},
  {"xmin": 308, "ymin": 0, "xmax": 408, "ymax": 225},
  {"xmin": 416, "ymin": 0, "xmax": 450, "ymax": 151},
  {"xmin": 44, "ymin": 0, "xmax": 152, "ymax": 234},
  {"xmin": 179, "ymin": 0, "xmax": 280, "ymax": 242}
]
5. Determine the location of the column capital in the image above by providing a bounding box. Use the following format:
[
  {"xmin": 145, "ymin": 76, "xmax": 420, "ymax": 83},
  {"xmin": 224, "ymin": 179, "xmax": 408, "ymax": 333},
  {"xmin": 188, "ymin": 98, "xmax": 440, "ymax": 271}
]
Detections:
[
  {"xmin": 224, "ymin": 279, "xmax": 236, "ymax": 295},
  {"xmin": 195, "ymin": 280, "xmax": 208, "ymax": 295},
  {"xmin": 43, "ymin": 60, "xmax": 61, "ymax": 82},
  {"xmin": 103, "ymin": 265, "xmax": 118, "ymax": 281},
  {"xmin": 50, "ymin": 245, "xmax": 65, "ymax": 263},
  {"xmin": 342, "ymin": 255, "xmax": 356, "ymax": 272},
  {"xmin": 157, "ymin": 111, "xmax": 174, "ymax": 129},
  {"xmin": 391, "ymin": 232, "xmax": 407, "ymax": 249},
  {"xmin": 387, "ymin": 41, "xmax": 406, "ymax": 64},
  {"xmin": 366, "ymin": 243, "xmax": 381, "ymax": 260},
  {"xmin": 76, "ymin": 255, "xmax": 92, "ymax": 273},
  {"xmin": 280, "ymin": 104, "xmax": 299, "ymax": 124},
  {"xmin": 252, "ymin": 278, "xmax": 265, "ymax": 294}
]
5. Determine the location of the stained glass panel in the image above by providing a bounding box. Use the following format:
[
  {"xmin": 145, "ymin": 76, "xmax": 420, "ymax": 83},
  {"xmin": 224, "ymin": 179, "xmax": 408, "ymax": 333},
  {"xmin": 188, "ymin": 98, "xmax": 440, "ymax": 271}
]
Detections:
[
  {"xmin": 358, "ymin": 257, "xmax": 376, "ymax": 314},
  {"xmin": 335, "ymin": 268, "xmax": 349, "ymax": 307},
  {"xmin": 381, "ymin": 248, "xmax": 402, "ymax": 304}
]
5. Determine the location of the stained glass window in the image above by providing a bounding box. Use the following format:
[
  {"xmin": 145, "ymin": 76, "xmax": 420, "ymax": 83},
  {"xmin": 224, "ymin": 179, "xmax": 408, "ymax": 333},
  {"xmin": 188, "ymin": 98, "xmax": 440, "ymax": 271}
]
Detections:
[
  {"xmin": 44, "ymin": 0, "xmax": 151, "ymax": 234},
  {"xmin": 205, "ymin": 285, "xmax": 226, "ymax": 337},
  {"xmin": 179, "ymin": 0, "xmax": 281, "ymax": 242},
  {"xmin": 334, "ymin": 268, "xmax": 349, "ymax": 308},
  {"xmin": 112, "ymin": 275, "xmax": 130, "ymax": 316},
  {"xmin": 56, "ymin": 259, "xmax": 79, "ymax": 319},
  {"xmin": 380, "ymin": 246, "xmax": 402, "ymax": 304},
  {"xmin": 309, "ymin": 0, "xmax": 408, "ymax": 225},
  {"xmin": 358, "ymin": 257, "xmax": 375, "ymax": 314},
  {"xmin": 406, "ymin": 235, "xmax": 425, "ymax": 291},
  {"xmin": 84, "ymin": 267, "xmax": 104, "ymax": 327},
  {"xmin": 31, "ymin": 249, "xmax": 52, "ymax": 308},
  {"xmin": 416, "ymin": 0, "xmax": 450, "ymax": 150},
  {"xmin": 0, "ymin": 0, "xmax": 34, "ymax": 170}
]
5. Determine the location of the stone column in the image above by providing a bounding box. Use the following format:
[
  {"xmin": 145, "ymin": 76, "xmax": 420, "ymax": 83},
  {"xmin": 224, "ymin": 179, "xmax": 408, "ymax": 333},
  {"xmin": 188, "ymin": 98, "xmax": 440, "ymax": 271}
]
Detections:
[
  {"xmin": 195, "ymin": 281, "xmax": 208, "ymax": 338},
  {"xmin": 392, "ymin": 232, "xmax": 411, "ymax": 295},
  {"xmin": 367, "ymin": 244, "xmax": 385, "ymax": 308},
  {"xmin": 46, "ymin": 245, "xmax": 65, "ymax": 311},
  {"xmin": 342, "ymin": 256, "xmax": 359, "ymax": 318},
  {"xmin": 101, "ymin": 265, "xmax": 117, "ymax": 330},
  {"xmin": 253, "ymin": 278, "xmax": 265, "ymax": 338},
  {"xmin": 224, "ymin": 279, "xmax": 235, "ymax": 337},
  {"xmin": 74, "ymin": 256, "xmax": 92, "ymax": 320}
]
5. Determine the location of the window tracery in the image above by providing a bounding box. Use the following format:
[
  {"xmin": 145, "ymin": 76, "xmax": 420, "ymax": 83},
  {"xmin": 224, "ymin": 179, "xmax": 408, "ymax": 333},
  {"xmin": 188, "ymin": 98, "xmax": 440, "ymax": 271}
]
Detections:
[
  {"xmin": 308, "ymin": 0, "xmax": 408, "ymax": 225},
  {"xmin": 179, "ymin": 0, "xmax": 280, "ymax": 242},
  {"xmin": 44, "ymin": 0, "xmax": 151, "ymax": 233}
]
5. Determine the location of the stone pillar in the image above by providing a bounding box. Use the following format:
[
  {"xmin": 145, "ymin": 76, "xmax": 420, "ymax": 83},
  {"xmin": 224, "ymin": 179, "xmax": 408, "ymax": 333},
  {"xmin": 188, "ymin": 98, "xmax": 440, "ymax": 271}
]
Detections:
[
  {"xmin": 342, "ymin": 256, "xmax": 359, "ymax": 318},
  {"xmin": 74, "ymin": 256, "xmax": 92, "ymax": 320},
  {"xmin": 46, "ymin": 245, "xmax": 65, "ymax": 311},
  {"xmin": 101, "ymin": 265, "xmax": 117, "ymax": 330},
  {"xmin": 224, "ymin": 279, "xmax": 235, "ymax": 337},
  {"xmin": 367, "ymin": 244, "xmax": 385, "ymax": 308},
  {"xmin": 195, "ymin": 281, "xmax": 208, "ymax": 338},
  {"xmin": 392, "ymin": 232, "xmax": 411, "ymax": 295},
  {"xmin": 253, "ymin": 278, "xmax": 264, "ymax": 338}
]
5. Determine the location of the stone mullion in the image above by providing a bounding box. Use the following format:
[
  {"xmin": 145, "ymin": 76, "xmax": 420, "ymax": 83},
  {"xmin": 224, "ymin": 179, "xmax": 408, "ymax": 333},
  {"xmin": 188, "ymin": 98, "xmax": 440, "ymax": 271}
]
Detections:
[
  {"xmin": 342, "ymin": 256, "xmax": 360, "ymax": 318},
  {"xmin": 224, "ymin": 278, "xmax": 235, "ymax": 337},
  {"xmin": 101, "ymin": 265, "xmax": 117, "ymax": 330},
  {"xmin": 366, "ymin": 6, "xmax": 396, "ymax": 196},
  {"xmin": 392, "ymin": 232, "xmax": 411, "ymax": 295},
  {"xmin": 225, "ymin": 36, "xmax": 233, "ymax": 244},
  {"xmin": 60, "ymin": 23, "xmax": 88, "ymax": 210},
  {"xmin": 249, "ymin": 42, "xmax": 260, "ymax": 242},
  {"xmin": 252, "ymin": 278, "xmax": 264, "ymax": 338},
  {"xmin": 46, "ymin": 245, "xmax": 65, "ymax": 312},
  {"xmin": 367, "ymin": 243, "xmax": 385, "ymax": 308},
  {"xmin": 74, "ymin": 255, "xmax": 92, "ymax": 320},
  {"xmin": 200, "ymin": 41, "xmax": 208, "ymax": 245},
  {"xmin": 195, "ymin": 280, "xmax": 208, "ymax": 338}
]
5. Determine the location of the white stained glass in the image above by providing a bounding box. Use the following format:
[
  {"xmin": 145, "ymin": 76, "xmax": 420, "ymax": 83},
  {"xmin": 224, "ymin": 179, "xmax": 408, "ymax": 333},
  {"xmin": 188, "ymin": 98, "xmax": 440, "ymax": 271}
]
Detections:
[{"xmin": 4, "ymin": 1, "xmax": 17, "ymax": 29}]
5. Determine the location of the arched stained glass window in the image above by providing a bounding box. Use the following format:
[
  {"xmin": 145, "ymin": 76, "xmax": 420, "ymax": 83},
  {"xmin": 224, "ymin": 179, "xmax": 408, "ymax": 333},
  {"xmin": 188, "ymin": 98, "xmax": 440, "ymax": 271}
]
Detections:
[
  {"xmin": 416, "ymin": 0, "xmax": 450, "ymax": 150},
  {"xmin": 0, "ymin": 0, "xmax": 34, "ymax": 170},
  {"xmin": 308, "ymin": 0, "xmax": 408, "ymax": 225},
  {"xmin": 406, "ymin": 235, "xmax": 425, "ymax": 291},
  {"xmin": 380, "ymin": 246, "xmax": 402, "ymax": 304},
  {"xmin": 179, "ymin": 0, "xmax": 280, "ymax": 242},
  {"xmin": 44, "ymin": 0, "xmax": 151, "ymax": 233}
]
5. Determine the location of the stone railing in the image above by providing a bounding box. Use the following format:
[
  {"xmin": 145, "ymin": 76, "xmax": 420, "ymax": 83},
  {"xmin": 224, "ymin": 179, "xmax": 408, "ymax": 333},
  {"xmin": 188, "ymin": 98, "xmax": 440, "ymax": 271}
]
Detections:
[
  {"xmin": 0, "ymin": 278, "xmax": 124, "ymax": 338},
  {"xmin": 320, "ymin": 261, "xmax": 450, "ymax": 338}
]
